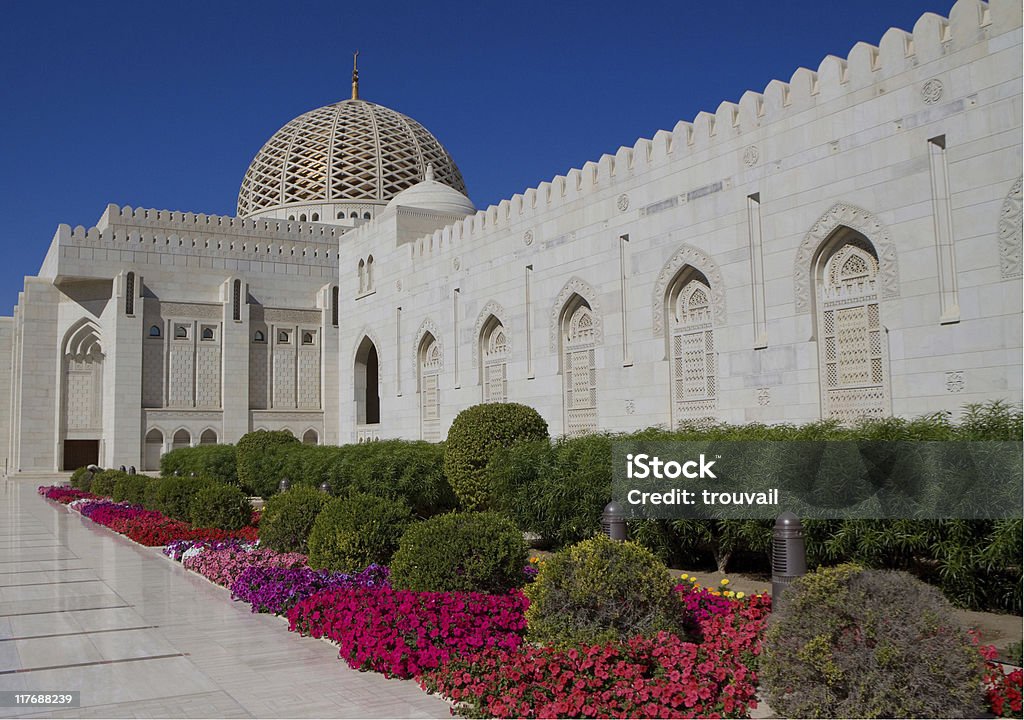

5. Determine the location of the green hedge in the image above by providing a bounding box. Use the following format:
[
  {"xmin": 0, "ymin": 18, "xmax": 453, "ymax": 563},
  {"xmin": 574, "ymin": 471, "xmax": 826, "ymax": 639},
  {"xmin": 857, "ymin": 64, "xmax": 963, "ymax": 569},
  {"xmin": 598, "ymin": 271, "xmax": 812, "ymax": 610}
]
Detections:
[
  {"xmin": 444, "ymin": 403, "xmax": 549, "ymax": 510},
  {"xmin": 90, "ymin": 470, "xmax": 128, "ymax": 497},
  {"xmin": 236, "ymin": 430, "xmax": 299, "ymax": 497},
  {"xmin": 160, "ymin": 445, "xmax": 237, "ymax": 485},
  {"xmin": 112, "ymin": 475, "xmax": 151, "ymax": 505},
  {"xmin": 188, "ymin": 484, "xmax": 252, "ymax": 531},
  {"xmin": 151, "ymin": 476, "xmax": 213, "ymax": 521},
  {"xmin": 259, "ymin": 486, "xmax": 329, "ymax": 554},
  {"xmin": 487, "ymin": 401, "xmax": 1023, "ymax": 612}
]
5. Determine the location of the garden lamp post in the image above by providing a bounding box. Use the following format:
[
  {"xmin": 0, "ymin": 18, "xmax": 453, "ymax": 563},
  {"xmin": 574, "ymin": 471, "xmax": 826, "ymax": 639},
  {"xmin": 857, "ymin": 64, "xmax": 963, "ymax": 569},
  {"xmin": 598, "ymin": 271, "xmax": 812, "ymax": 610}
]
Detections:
[
  {"xmin": 601, "ymin": 501, "xmax": 626, "ymax": 541},
  {"xmin": 278, "ymin": 478, "xmax": 291, "ymax": 493},
  {"xmin": 771, "ymin": 511, "xmax": 807, "ymax": 609},
  {"xmin": 319, "ymin": 481, "xmax": 331, "ymax": 494}
]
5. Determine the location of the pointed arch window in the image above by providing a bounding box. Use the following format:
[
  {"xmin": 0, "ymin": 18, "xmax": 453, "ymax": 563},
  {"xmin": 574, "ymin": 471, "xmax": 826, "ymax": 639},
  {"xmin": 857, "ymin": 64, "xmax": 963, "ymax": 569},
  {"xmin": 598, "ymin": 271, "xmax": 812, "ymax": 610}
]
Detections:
[
  {"xmin": 561, "ymin": 298, "xmax": 598, "ymax": 436},
  {"xmin": 418, "ymin": 333, "xmax": 441, "ymax": 441},
  {"xmin": 232, "ymin": 279, "xmax": 242, "ymax": 321},
  {"xmin": 666, "ymin": 269, "xmax": 717, "ymax": 427},
  {"xmin": 480, "ymin": 318, "xmax": 508, "ymax": 403},
  {"xmin": 814, "ymin": 236, "xmax": 890, "ymax": 421}
]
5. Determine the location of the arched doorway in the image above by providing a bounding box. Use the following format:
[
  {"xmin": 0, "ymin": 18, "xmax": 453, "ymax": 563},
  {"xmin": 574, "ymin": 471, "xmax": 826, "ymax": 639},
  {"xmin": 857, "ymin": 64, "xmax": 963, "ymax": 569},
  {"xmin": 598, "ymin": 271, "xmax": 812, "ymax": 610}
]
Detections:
[
  {"xmin": 144, "ymin": 429, "xmax": 163, "ymax": 471},
  {"xmin": 199, "ymin": 429, "xmax": 217, "ymax": 445},
  {"xmin": 61, "ymin": 319, "xmax": 104, "ymax": 470},
  {"xmin": 171, "ymin": 429, "xmax": 191, "ymax": 451},
  {"xmin": 479, "ymin": 316, "xmax": 508, "ymax": 403},
  {"xmin": 354, "ymin": 336, "xmax": 380, "ymax": 426},
  {"xmin": 302, "ymin": 428, "xmax": 319, "ymax": 445}
]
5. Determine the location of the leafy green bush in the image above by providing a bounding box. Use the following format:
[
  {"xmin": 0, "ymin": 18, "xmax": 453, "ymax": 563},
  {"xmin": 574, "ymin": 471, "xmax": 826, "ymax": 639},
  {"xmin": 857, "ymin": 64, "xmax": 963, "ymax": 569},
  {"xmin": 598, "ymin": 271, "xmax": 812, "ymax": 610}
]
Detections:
[
  {"xmin": 143, "ymin": 478, "xmax": 162, "ymax": 511},
  {"xmin": 390, "ymin": 511, "xmax": 527, "ymax": 593},
  {"xmin": 444, "ymin": 403, "xmax": 548, "ymax": 510},
  {"xmin": 762, "ymin": 564, "xmax": 986, "ymax": 718},
  {"xmin": 236, "ymin": 430, "xmax": 300, "ymax": 497},
  {"xmin": 188, "ymin": 484, "xmax": 252, "ymax": 530},
  {"xmin": 524, "ymin": 534, "xmax": 684, "ymax": 647},
  {"xmin": 69, "ymin": 466, "xmax": 92, "ymax": 491},
  {"xmin": 280, "ymin": 440, "xmax": 456, "ymax": 517},
  {"xmin": 308, "ymin": 493, "xmax": 413, "ymax": 572},
  {"xmin": 344, "ymin": 440, "xmax": 456, "ymax": 517},
  {"xmin": 112, "ymin": 474, "xmax": 150, "ymax": 505},
  {"xmin": 260, "ymin": 486, "xmax": 329, "ymax": 554},
  {"xmin": 160, "ymin": 444, "xmax": 237, "ymax": 485},
  {"xmin": 152, "ymin": 476, "xmax": 213, "ymax": 521},
  {"xmin": 90, "ymin": 470, "xmax": 127, "ymax": 497}
]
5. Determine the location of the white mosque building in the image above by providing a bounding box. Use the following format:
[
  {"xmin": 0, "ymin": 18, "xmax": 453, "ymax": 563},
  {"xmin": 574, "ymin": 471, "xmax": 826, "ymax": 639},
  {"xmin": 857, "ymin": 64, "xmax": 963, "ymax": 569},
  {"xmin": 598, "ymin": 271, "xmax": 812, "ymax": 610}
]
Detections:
[{"xmin": 0, "ymin": 0, "xmax": 1020, "ymax": 474}]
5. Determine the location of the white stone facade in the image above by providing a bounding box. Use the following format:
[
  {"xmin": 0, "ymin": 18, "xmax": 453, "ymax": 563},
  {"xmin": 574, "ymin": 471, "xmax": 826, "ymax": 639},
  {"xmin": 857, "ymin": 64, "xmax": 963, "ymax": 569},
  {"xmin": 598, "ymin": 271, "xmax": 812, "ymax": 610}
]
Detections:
[{"xmin": 0, "ymin": 0, "xmax": 1021, "ymax": 472}]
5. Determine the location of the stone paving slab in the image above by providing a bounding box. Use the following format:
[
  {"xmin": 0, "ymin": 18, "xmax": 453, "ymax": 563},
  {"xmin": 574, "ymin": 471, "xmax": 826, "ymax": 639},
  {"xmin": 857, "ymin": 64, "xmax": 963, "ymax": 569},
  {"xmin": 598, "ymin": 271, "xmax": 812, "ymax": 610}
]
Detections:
[{"xmin": 0, "ymin": 476, "xmax": 451, "ymax": 719}]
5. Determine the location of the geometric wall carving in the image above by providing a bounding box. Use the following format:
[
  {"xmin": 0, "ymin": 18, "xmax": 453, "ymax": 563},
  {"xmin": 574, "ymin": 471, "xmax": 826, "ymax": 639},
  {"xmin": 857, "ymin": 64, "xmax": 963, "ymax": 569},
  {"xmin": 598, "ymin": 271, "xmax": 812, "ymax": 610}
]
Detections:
[
  {"xmin": 998, "ymin": 176, "xmax": 1023, "ymax": 279},
  {"xmin": 794, "ymin": 202, "xmax": 900, "ymax": 312},
  {"xmin": 412, "ymin": 317, "xmax": 442, "ymax": 374},
  {"xmin": 651, "ymin": 242, "xmax": 727, "ymax": 336},
  {"xmin": 549, "ymin": 276, "xmax": 603, "ymax": 353},
  {"xmin": 472, "ymin": 300, "xmax": 507, "ymax": 368}
]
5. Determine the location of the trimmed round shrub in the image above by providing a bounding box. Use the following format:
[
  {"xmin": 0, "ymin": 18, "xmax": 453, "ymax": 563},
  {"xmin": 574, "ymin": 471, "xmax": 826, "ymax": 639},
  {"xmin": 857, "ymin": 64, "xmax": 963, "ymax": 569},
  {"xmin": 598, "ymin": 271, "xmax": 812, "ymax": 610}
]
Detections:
[
  {"xmin": 160, "ymin": 444, "xmax": 237, "ymax": 485},
  {"xmin": 390, "ymin": 511, "xmax": 528, "ymax": 593},
  {"xmin": 260, "ymin": 486, "xmax": 329, "ymax": 554},
  {"xmin": 308, "ymin": 493, "xmax": 413, "ymax": 572},
  {"xmin": 188, "ymin": 483, "xmax": 252, "ymax": 531},
  {"xmin": 112, "ymin": 474, "xmax": 150, "ymax": 505},
  {"xmin": 152, "ymin": 475, "xmax": 213, "ymax": 521},
  {"xmin": 761, "ymin": 564, "xmax": 986, "ymax": 718},
  {"xmin": 524, "ymin": 534, "xmax": 684, "ymax": 646},
  {"xmin": 236, "ymin": 430, "xmax": 300, "ymax": 497},
  {"xmin": 444, "ymin": 403, "xmax": 548, "ymax": 510},
  {"xmin": 69, "ymin": 466, "xmax": 92, "ymax": 491},
  {"xmin": 90, "ymin": 470, "xmax": 127, "ymax": 497}
]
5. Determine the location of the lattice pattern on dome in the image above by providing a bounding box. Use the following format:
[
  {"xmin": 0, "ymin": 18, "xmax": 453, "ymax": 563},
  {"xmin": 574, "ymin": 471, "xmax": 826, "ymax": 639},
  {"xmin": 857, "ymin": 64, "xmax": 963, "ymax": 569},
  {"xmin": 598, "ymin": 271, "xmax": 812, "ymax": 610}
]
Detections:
[{"xmin": 238, "ymin": 99, "xmax": 467, "ymax": 217}]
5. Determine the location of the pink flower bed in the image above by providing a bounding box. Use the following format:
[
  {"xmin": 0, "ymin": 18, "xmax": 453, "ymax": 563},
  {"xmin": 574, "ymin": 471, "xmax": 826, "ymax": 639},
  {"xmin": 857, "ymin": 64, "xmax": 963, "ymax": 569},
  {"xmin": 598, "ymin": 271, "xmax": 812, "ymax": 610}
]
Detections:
[
  {"xmin": 183, "ymin": 545, "xmax": 306, "ymax": 587},
  {"xmin": 419, "ymin": 593, "xmax": 771, "ymax": 718},
  {"xmin": 38, "ymin": 485, "xmax": 99, "ymax": 504},
  {"xmin": 287, "ymin": 586, "xmax": 529, "ymax": 679}
]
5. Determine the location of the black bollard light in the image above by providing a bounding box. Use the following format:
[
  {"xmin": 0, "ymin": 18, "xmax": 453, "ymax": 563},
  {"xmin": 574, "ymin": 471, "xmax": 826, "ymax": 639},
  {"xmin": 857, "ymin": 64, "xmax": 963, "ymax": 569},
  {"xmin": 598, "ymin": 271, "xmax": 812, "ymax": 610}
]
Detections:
[
  {"xmin": 128, "ymin": 466, "xmax": 136, "ymax": 475},
  {"xmin": 173, "ymin": 469, "xmax": 181, "ymax": 476},
  {"xmin": 601, "ymin": 501, "xmax": 627, "ymax": 541},
  {"xmin": 119, "ymin": 465, "xmax": 126, "ymax": 472},
  {"xmin": 771, "ymin": 511, "xmax": 807, "ymax": 610},
  {"xmin": 319, "ymin": 481, "xmax": 331, "ymax": 495},
  {"xmin": 278, "ymin": 477, "xmax": 291, "ymax": 493}
]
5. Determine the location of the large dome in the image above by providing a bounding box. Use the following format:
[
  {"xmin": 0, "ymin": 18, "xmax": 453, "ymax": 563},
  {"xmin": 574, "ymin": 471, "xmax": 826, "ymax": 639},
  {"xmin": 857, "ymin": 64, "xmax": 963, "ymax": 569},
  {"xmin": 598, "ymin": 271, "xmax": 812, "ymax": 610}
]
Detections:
[{"xmin": 237, "ymin": 98, "xmax": 467, "ymax": 220}]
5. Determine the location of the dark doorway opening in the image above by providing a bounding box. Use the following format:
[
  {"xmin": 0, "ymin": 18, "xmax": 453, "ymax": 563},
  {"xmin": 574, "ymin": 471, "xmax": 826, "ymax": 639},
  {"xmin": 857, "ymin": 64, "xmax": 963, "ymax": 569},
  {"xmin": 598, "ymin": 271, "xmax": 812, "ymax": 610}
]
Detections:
[{"xmin": 63, "ymin": 440, "xmax": 99, "ymax": 470}]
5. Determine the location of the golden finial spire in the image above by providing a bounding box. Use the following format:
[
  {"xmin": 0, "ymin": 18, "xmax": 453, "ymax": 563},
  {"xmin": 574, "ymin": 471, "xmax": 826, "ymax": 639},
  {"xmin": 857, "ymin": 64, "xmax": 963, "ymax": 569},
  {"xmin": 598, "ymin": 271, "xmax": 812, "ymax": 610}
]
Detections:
[{"xmin": 351, "ymin": 50, "xmax": 360, "ymax": 100}]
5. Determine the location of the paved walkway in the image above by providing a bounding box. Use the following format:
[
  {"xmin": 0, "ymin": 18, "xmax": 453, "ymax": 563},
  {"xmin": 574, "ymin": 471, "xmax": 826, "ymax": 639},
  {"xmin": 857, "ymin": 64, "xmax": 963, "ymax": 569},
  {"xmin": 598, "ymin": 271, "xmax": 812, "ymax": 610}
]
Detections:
[{"xmin": 0, "ymin": 476, "xmax": 451, "ymax": 719}]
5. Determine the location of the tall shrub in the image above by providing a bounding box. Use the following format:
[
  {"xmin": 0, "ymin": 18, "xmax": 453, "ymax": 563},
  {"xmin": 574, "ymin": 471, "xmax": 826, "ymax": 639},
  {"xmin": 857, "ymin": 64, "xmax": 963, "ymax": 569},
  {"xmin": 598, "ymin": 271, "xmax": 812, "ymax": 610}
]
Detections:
[
  {"xmin": 260, "ymin": 486, "xmax": 329, "ymax": 554},
  {"xmin": 236, "ymin": 430, "xmax": 299, "ymax": 497},
  {"xmin": 160, "ymin": 444, "xmax": 237, "ymax": 485},
  {"xmin": 444, "ymin": 403, "xmax": 548, "ymax": 510}
]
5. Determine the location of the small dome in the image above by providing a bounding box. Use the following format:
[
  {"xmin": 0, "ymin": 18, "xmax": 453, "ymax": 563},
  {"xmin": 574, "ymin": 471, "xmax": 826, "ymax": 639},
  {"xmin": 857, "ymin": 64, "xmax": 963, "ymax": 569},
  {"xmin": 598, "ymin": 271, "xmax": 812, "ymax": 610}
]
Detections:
[
  {"xmin": 386, "ymin": 165, "xmax": 476, "ymax": 216},
  {"xmin": 237, "ymin": 99, "xmax": 467, "ymax": 219}
]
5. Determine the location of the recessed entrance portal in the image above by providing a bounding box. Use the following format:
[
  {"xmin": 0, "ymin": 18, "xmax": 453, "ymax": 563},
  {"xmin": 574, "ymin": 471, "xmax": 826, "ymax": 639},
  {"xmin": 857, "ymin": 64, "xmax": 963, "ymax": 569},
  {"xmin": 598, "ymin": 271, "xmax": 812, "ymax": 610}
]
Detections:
[{"xmin": 63, "ymin": 440, "xmax": 99, "ymax": 470}]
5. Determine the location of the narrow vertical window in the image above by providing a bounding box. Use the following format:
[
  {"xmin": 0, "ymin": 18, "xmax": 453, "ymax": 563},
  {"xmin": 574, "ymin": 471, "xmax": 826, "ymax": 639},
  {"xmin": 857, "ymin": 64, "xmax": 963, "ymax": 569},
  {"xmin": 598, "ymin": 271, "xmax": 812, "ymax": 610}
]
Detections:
[
  {"xmin": 331, "ymin": 286, "xmax": 339, "ymax": 327},
  {"xmin": 668, "ymin": 271, "xmax": 717, "ymax": 427},
  {"xmin": 125, "ymin": 272, "xmax": 135, "ymax": 316},
  {"xmin": 561, "ymin": 298, "xmax": 598, "ymax": 436},
  {"xmin": 232, "ymin": 279, "xmax": 241, "ymax": 321}
]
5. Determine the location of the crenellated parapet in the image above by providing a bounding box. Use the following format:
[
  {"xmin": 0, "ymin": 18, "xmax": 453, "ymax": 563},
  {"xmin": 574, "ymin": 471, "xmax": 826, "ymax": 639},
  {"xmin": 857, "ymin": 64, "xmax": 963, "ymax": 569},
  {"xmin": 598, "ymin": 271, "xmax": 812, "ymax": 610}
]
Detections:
[
  {"xmin": 55, "ymin": 203, "xmax": 344, "ymax": 269},
  {"xmin": 341, "ymin": 0, "xmax": 1019, "ymax": 262}
]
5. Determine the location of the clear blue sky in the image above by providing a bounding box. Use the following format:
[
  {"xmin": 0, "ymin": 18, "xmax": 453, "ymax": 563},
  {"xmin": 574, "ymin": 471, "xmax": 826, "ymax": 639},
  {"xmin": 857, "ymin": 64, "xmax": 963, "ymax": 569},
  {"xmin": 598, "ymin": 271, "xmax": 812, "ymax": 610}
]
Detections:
[{"xmin": 0, "ymin": 0, "xmax": 950, "ymax": 314}]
